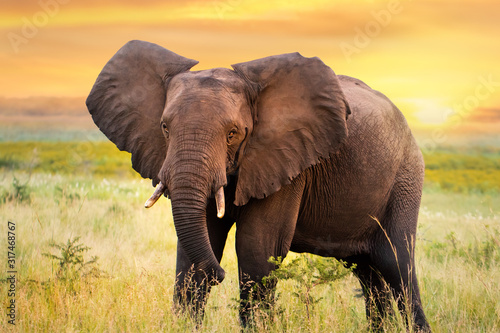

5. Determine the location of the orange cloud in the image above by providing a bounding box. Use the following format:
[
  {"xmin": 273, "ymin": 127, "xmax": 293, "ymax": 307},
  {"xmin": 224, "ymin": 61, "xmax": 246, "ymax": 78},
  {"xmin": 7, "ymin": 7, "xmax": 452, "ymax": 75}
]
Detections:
[{"xmin": 0, "ymin": 0, "xmax": 499, "ymax": 133}]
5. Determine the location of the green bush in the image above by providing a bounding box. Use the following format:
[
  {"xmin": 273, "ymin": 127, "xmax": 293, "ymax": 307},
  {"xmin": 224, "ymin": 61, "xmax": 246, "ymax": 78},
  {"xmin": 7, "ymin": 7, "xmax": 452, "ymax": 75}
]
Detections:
[
  {"xmin": 42, "ymin": 236, "xmax": 105, "ymax": 292},
  {"xmin": 264, "ymin": 255, "xmax": 355, "ymax": 322}
]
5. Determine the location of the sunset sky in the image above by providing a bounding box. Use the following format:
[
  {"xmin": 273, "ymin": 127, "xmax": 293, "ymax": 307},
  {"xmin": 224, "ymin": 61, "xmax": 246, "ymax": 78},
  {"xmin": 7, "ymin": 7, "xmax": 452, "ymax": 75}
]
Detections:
[{"xmin": 1, "ymin": 0, "xmax": 499, "ymax": 137}]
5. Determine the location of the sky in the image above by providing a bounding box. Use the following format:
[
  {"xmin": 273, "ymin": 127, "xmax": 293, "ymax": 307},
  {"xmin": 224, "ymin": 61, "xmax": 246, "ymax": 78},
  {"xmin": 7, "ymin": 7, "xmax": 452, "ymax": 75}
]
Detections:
[{"xmin": 1, "ymin": 0, "xmax": 499, "ymax": 140}]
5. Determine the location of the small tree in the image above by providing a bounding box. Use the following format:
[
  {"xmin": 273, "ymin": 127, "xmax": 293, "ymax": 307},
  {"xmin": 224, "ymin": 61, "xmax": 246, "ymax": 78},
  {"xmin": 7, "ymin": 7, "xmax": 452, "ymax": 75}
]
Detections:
[
  {"xmin": 43, "ymin": 236, "xmax": 102, "ymax": 291},
  {"xmin": 264, "ymin": 254, "xmax": 355, "ymax": 322}
]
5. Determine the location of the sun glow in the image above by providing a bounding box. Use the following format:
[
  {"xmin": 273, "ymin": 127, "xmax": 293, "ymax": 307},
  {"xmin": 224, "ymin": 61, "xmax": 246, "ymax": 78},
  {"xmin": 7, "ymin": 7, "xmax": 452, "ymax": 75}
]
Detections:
[
  {"xmin": 415, "ymin": 101, "xmax": 452, "ymax": 125},
  {"xmin": 398, "ymin": 99, "xmax": 452, "ymax": 126}
]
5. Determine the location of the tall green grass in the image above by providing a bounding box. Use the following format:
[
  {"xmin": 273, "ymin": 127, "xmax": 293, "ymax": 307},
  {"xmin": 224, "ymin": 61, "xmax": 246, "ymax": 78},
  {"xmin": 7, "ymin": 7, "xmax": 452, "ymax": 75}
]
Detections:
[
  {"xmin": 2, "ymin": 142, "xmax": 499, "ymax": 193},
  {"xmin": 423, "ymin": 148, "xmax": 500, "ymax": 194},
  {"xmin": 0, "ymin": 142, "xmax": 499, "ymax": 331},
  {"xmin": 0, "ymin": 141, "xmax": 137, "ymax": 178}
]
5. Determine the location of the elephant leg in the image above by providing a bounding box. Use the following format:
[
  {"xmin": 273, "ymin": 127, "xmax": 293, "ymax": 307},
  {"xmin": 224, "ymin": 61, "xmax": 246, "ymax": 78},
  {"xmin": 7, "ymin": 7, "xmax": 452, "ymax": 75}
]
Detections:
[
  {"xmin": 370, "ymin": 180, "xmax": 431, "ymax": 332},
  {"xmin": 174, "ymin": 212, "xmax": 234, "ymax": 321},
  {"xmin": 369, "ymin": 233, "xmax": 430, "ymax": 332},
  {"xmin": 346, "ymin": 256, "xmax": 393, "ymax": 331},
  {"xmin": 235, "ymin": 182, "xmax": 304, "ymax": 327}
]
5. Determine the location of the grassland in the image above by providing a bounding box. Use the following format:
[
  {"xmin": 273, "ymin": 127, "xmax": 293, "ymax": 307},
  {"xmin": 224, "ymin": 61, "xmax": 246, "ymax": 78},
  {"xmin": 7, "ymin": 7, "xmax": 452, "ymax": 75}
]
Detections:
[{"xmin": 0, "ymin": 141, "xmax": 499, "ymax": 332}]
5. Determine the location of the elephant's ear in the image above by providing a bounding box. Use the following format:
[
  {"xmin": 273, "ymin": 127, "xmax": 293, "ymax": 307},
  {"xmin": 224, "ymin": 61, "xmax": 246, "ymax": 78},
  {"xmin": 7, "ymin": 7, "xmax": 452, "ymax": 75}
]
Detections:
[
  {"xmin": 86, "ymin": 40, "xmax": 198, "ymax": 185},
  {"xmin": 231, "ymin": 53, "xmax": 351, "ymax": 206}
]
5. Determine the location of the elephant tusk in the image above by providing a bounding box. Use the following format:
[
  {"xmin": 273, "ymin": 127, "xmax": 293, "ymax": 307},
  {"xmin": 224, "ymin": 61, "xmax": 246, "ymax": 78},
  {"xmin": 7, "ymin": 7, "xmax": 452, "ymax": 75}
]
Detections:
[
  {"xmin": 144, "ymin": 182, "xmax": 167, "ymax": 208},
  {"xmin": 215, "ymin": 187, "xmax": 225, "ymax": 219}
]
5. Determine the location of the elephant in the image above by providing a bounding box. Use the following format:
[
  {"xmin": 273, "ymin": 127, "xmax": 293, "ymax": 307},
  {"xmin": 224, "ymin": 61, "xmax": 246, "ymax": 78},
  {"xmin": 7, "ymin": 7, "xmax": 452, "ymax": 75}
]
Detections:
[{"xmin": 86, "ymin": 40, "xmax": 430, "ymax": 332}]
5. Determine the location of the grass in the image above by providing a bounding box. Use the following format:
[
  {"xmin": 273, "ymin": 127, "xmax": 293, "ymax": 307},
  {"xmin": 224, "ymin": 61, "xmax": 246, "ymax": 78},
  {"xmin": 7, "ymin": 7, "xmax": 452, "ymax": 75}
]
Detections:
[
  {"xmin": 0, "ymin": 141, "xmax": 136, "ymax": 178},
  {"xmin": 2, "ymin": 141, "xmax": 499, "ymax": 193},
  {"xmin": 0, "ymin": 141, "xmax": 499, "ymax": 331},
  {"xmin": 422, "ymin": 148, "xmax": 500, "ymax": 194}
]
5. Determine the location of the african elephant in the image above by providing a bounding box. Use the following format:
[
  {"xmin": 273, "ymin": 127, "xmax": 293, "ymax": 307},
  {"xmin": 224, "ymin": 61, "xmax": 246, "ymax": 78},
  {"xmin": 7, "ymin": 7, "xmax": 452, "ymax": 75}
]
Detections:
[{"xmin": 86, "ymin": 40, "xmax": 430, "ymax": 332}]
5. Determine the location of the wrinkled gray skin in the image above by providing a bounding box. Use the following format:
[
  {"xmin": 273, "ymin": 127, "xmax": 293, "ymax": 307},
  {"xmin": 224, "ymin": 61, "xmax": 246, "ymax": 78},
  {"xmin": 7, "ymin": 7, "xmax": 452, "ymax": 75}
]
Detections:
[{"xmin": 87, "ymin": 40, "xmax": 430, "ymax": 332}]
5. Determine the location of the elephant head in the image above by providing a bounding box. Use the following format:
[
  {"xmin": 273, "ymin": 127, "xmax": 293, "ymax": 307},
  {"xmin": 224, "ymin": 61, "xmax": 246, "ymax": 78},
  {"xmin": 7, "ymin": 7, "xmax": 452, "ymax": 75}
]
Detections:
[{"xmin": 86, "ymin": 40, "xmax": 350, "ymax": 283}]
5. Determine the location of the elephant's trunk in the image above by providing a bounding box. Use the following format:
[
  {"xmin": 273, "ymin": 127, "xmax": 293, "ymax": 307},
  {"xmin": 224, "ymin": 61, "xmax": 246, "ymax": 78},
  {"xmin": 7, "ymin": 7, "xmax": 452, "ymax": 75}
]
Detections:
[
  {"xmin": 170, "ymin": 189, "xmax": 225, "ymax": 284},
  {"xmin": 162, "ymin": 133, "xmax": 227, "ymax": 284}
]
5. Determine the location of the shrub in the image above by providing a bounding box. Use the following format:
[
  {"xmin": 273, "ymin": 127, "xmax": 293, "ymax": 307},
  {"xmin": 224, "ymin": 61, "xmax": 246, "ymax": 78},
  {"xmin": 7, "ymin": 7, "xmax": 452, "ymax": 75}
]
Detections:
[
  {"xmin": 42, "ymin": 236, "xmax": 105, "ymax": 292},
  {"xmin": 264, "ymin": 255, "xmax": 355, "ymax": 322}
]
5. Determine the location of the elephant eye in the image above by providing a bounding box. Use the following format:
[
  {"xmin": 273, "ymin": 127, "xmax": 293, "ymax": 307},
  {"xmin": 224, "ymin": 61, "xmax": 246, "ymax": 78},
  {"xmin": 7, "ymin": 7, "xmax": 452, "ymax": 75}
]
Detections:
[
  {"xmin": 227, "ymin": 129, "xmax": 237, "ymax": 143},
  {"xmin": 162, "ymin": 123, "xmax": 169, "ymax": 137}
]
